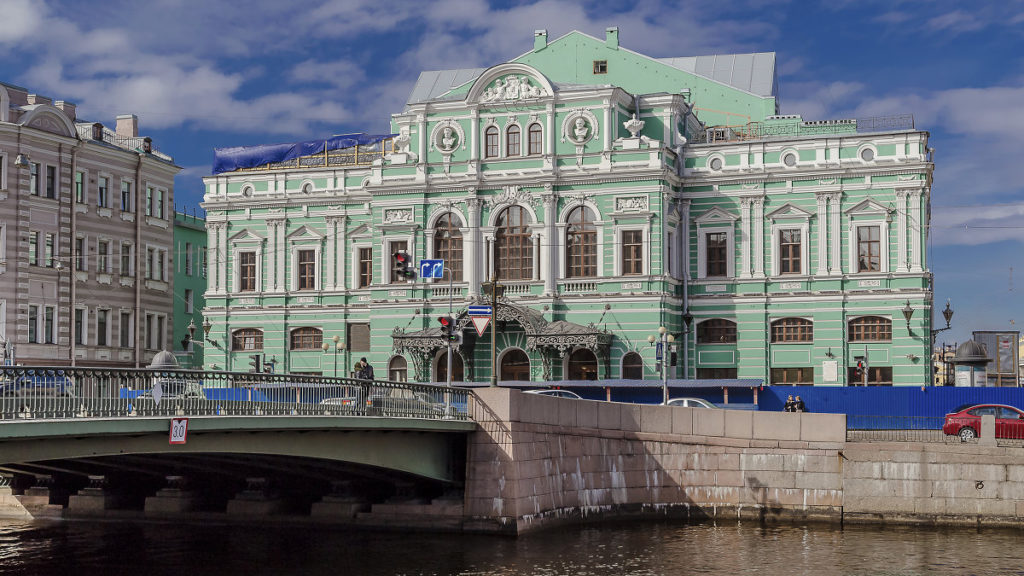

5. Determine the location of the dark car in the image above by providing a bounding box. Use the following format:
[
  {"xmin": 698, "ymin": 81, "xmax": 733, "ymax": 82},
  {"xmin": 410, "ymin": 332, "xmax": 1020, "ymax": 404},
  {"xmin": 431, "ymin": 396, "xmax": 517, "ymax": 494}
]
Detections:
[{"xmin": 942, "ymin": 404, "xmax": 1024, "ymax": 441}]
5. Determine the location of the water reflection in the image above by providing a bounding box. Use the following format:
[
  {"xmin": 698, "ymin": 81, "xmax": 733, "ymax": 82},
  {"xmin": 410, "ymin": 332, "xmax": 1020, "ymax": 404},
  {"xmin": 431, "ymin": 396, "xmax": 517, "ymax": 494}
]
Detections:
[{"xmin": 0, "ymin": 519, "xmax": 1020, "ymax": 575}]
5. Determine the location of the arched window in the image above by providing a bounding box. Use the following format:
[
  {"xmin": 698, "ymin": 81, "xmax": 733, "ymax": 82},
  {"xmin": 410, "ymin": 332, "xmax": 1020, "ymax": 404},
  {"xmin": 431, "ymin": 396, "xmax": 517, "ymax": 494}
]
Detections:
[
  {"xmin": 771, "ymin": 318, "xmax": 813, "ymax": 343},
  {"xmin": 495, "ymin": 206, "xmax": 533, "ymax": 280},
  {"xmin": 436, "ymin": 351, "xmax": 464, "ymax": 383},
  {"xmin": 622, "ymin": 352, "xmax": 644, "ymax": 379},
  {"xmin": 231, "ymin": 328, "xmax": 263, "ymax": 351},
  {"xmin": 848, "ymin": 316, "xmax": 892, "ymax": 342},
  {"xmin": 500, "ymin": 349, "xmax": 530, "ymax": 381},
  {"xmin": 485, "ymin": 126, "xmax": 499, "ymax": 158},
  {"xmin": 506, "ymin": 125, "xmax": 521, "ymax": 156},
  {"xmin": 434, "ymin": 213, "xmax": 463, "ymax": 282},
  {"xmin": 527, "ymin": 123, "xmax": 543, "ymax": 155},
  {"xmin": 697, "ymin": 319, "xmax": 737, "ymax": 344},
  {"xmin": 389, "ymin": 356, "xmax": 408, "ymax": 382},
  {"xmin": 566, "ymin": 205, "xmax": 597, "ymax": 278},
  {"xmin": 567, "ymin": 349, "xmax": 598, "ymax": 380},
  {"xmin": 290, "ymin": 327, "xmax": 322, "ymax": 350}
]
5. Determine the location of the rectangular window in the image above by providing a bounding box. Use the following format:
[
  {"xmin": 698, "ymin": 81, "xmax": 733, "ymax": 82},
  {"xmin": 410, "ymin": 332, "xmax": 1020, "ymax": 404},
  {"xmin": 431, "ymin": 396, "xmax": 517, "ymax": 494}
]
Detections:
[
  {"xmin": 158, "ymin": 250, "xmax": 166, "ymax": 281},
  {"xmin": 485, "ymin": 129, "xmax": 498, "ymax": 158},
  {"xmin": 157, "ymin": 315, "xmax": 164, "ymax": 349},
  {"xmin": 185, "ymin": 242, "xmax": 193, "ymax": 276},
  {"xmin": 706, "ymin": 232, "xmax": 727, "ymax": 277},
  {"xmin": 771, "ymin": 367, "xmax": 814, "ymax": 385},
  {"xmin": 390, "ymin": 241, "xmax": 408, "ymax": 283},
  {"xmin": 97, "ymin": 309, "xmax": 108, "ymax": 346},
  {"xmin": 98, "ymin": 240, "xmax": 109, "ymax": 273},
  {"xmin": 146, "ymin": 314, "xmax": 155, "ymax": 349},
  {"xmin": 28, "ymin": 305, "xmax": 38, "ymax": 343},
  {"xmin": 185, "ymin": 289, "xmax": 194, "ymax": 314},
  {"xmin": 44, "ymin": 306, "xmax": 55, "ymax": 344},
  {"xmin": 507, "ymin": 128, "xmax": 520, "ymax": 156},
  {"xmin": 157, "ymin": 189, "xmax": 165, "ymax": 219},
  {"xmin": 44, "ymin": 233, "xmax": 54, "ymax": 267},
  {"xmin": 359, "ymin": 247, "xmax": 372, "ymax": 288},
  {"xmin": 75, "ymin": 237, "xmax": 86, "ymax": 271},
  {"xmin": 75, "ymin": 308, "xmax": 85, "ymax": 346},
  {"xmin": 146, "ymin": 187, "xmax": 153, "ymax": 216},
  {"xmin": 528, "ymin": 125, "xmax": 542, "ymax": 155},
  {"xmin": 121, "ymin": 243, "xmax": 133, "ymax": 276},
  {"xmin": 621, "ymin": 230, "xmax": 643, "ymax": 275},
  {"xmin": 593, "ymin": 60, "xmax": 608, "ymax": 74},
  {"xmin": 848, "ymin": 366, "xmax": 893, "ymax": 386},
  {"xmin": 200, "ymin": 249, "xmax": 207, "ymax": 278},
  {"xmin": 97, "ymin": 176, "xmax": 109, "ymax": 208},
  {"xmin": 75, "ymin": 171, "xmax": 85, "ymax": 203},
  {"xmin": 121, "ymin": 180, "xmax": 132, "ymax": 212},
  {"xmin": 29, "ymin": 232, "xmax": 39, "ymax": 266},
  {"xmin": 697, "ymin": 367, "xmax": 738, "ymax": 379},
  {"xmin": 45, "ymin": 165, "xmax": 56, "ymax": 199},
  {"xmin": 146, "ymin": 248, "xmax": 154, "ymax": 279},
  {"xmin": 30, "ymin": 163, "xmax": 39, "ymax": 195},
  {"xmin": 857, "ymin": 226, "xmax": 881, "ymax": 272},
  {"xmin": 779, "ymin": 229, "xmax": 801, "ymax": 274},
  {"xmin": 297, "ymin": 249, "xmax": 316, "ymax": 290},
  {"xmin": 119, "ymin": 312, "xmax": 132, "ymax": 348},
  {"xmin": 347, "ymin": 323, "xmax": 371, "ymax": 352},
  {"xmin": 239, "ymin": 251, "xmax": 257, "ymax": 291}
]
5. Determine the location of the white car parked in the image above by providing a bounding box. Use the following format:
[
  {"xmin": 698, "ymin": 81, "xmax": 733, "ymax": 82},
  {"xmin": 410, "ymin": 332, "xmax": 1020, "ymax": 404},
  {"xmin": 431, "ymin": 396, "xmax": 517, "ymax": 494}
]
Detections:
[{"xmin": 663, "ymin": 397, "xmax": 717, "ymax": 409}]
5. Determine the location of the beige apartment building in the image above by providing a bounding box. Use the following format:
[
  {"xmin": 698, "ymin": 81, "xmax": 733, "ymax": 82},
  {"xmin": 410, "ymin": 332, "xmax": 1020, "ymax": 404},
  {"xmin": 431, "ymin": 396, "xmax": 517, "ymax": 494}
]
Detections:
[{"xmin": 0, "ymin": 81, "xmax": 180, "ymax": 367}]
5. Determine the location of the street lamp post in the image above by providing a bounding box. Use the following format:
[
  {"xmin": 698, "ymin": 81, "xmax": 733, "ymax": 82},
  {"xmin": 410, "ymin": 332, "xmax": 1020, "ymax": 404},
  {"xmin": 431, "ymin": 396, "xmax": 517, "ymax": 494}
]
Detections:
[
  {"xmin": 322, "ymin": 335, "xmax": 344, "ymax": 378},
  {"xmin": 648, "ymin": 326, "xmax": 675, "ymax": 405}
]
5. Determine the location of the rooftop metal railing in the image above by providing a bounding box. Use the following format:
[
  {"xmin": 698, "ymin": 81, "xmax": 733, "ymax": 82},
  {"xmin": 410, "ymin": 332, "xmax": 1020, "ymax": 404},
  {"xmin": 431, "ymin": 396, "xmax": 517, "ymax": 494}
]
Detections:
[
  {"xmin": 695, "ymin": 114, "xmax": 916, "ymax": 144},
  {"xmin": 0, "ymin": 366, "xmax": 469, "ymax": 423}
]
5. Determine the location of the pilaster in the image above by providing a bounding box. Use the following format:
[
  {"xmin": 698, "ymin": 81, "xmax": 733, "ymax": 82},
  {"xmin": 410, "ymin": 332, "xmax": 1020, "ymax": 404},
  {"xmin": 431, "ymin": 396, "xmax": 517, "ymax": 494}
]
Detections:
[
  {"xmin": 542, "ymin": 192, "xmax": 558, "ymax": 296},
  {"xmin": 910, "ymin": 190, "xmax": 923, "ymax": 272},
  {"xmin": 466, "ymin": 197, "xmax": 483, "ymax": 298},
  {"xmin": 752, "ymin": 196, "xmax": 765, "ymax": 278},
  {"xmin": 895, "ymin": 191, "xmax": 909, "ymax": 273},
  {"xmin": 739, "ymin": 198, "xmax": 752, "ymax": 279},
  {"xmin": 829, "ymin": 193, "xmax": 841, "ymax": 275},
  {"xmin": 815, "ymin": 193, "xmax": 828, "ymax": 276}
]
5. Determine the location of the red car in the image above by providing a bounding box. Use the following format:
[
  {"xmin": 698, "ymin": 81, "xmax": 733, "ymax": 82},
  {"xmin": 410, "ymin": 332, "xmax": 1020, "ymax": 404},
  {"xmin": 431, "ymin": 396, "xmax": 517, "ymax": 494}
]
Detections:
[{"xmin": 942, "ymin": 404, "xmax": 1024, "ymax": 441}]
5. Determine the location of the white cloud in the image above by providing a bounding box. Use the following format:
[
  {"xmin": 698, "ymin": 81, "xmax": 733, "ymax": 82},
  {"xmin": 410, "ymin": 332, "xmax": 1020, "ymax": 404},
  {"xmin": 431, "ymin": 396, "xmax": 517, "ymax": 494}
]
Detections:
[{"xmin": 0, "ymin": 0, "xmax": 47, "ymax": 42}]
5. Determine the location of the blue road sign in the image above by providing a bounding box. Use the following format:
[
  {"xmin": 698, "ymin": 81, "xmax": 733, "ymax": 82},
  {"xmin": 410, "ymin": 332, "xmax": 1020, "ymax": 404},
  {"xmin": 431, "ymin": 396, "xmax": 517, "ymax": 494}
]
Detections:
[
  {"xmin": 419, "ymin": 259, "xmax": 444, "ymax": 279},
  {"xmin": 467, "ymin": 305, "xmax": 493, "ymax": 316},
  {"xmin": 655, "ymin": 342, "xmax": 663, "ymax": 360}
]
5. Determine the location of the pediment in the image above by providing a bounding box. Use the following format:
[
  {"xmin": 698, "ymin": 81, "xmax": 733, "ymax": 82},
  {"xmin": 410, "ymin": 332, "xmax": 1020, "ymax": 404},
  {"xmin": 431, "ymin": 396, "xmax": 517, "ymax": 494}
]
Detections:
[
  {"xmin": 695, "ymin": 206, "xmax": 738, "ymax": 224},
  {"xmin": 346, "ymin": 223, "xmax": 371, "ymax": 238},
  {"xmin": 286, "ymin": 225, "xmax": 325, "ymax": 242},
  {"xmin": 466, "ymin": 63, "xmax": 554, "ymax": 104},
  {"xmin": 844, "ymin": 198, "xmax": 889, "ymax": 216},
  {"xmin": 19, "ymin": 105, "xmax": 76, "ymax": 138},
  {"xmin": 229, "ymin": 229, "xmax": 264, "ymax": 244},
  {"xmin": 766, "ymin": 202, "xmax": 813, "ymax": 220}
]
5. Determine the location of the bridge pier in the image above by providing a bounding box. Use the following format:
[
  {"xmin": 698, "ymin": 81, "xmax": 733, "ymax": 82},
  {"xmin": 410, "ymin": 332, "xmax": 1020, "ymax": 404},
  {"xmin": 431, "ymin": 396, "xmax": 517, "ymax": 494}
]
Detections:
[
  {"xmin": 226, "ymin": 477, "xmax": 287, "ymax": 516},
  {"xmin": 310, "ymin": 480, "xmax": 370, "ymax": 519},
  {"xmin": 144, "ymin": 476, "xmax": 200, "ymax": 515},
  {"xmin": 67, "ymin": 475, "xmax": 137, "ymax": 516}
]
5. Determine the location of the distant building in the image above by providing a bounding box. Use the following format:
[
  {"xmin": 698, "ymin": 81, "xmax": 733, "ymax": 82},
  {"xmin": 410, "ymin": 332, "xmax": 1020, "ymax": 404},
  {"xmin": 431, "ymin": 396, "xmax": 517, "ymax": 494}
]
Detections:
[
  {"xmin": 173, "ymin": 210, "xmax": 208, "ymax": 369},
  {"xmin": 0, "ymin": 81, "xmax": 180, "ymax": 367},
  {"xmin": 201, "ymin": 28, "xmax": 934, "ymax": 385}
]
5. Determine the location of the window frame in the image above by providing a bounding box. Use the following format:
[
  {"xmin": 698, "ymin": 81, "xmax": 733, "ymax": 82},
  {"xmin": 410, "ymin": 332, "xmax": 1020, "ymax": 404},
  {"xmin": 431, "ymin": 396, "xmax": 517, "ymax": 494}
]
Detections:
[
  {"xmin": 494, "ymin": 205, "xmax": 534, "ymax": 281},
  {"xmin": 506, "ymin": 124, "xmax": 521, "ymax": 157},
  {"xmin": 527, "ymin": 123, "xmax": 543, "ymax": 155},
  {"xmin": 296, "ymin": 248, "xmax": 317, "ymax": 291},
  {"xmin": 566, "ymin": 205, "xmax": 598, "ymax": 278},
  {"xmin": 484, "ymin": 125, "xmax": 499, "ymax": 158},
  {"xmin": 856, "ymin": 224, "xmax": 881, "ymax": 273},
  {"xmin": 697, "ymin": 319, "xmax": 738, "ymax": 344},
  {"xmin": 290, "ymin": 327, "xmax": 323, "ymax": 350},
  {"xmin": 357, "ymin": 246, "xmax": 373, "ymax": 288},
  {"xmin": 432, "ymin": 213, "xmax": 463, "ymax": 282},
  {"xmin": 97, "ymin": 175, "xmax": 109, "ymax": 208},
  {"xmin": 848, "ymin": 316, "xmax": 893, "ymax": 342},
  {"xmin": 619, "ymin": 229, "xmax": 644, "ymax": 276},
  {"xmin": 231, "ymin": 328, "xmax": 264, "ymax": 351},
  {"xmin": 770, "ymin": 317, "xmax": 814, "ymax": 343},
  {"xmin": 695, "ymin": 210, "xmax": 737, "ymax": 280},
  {"xmin": 120, "ymin": 179, "xmax": 134, "ymax": 213}
]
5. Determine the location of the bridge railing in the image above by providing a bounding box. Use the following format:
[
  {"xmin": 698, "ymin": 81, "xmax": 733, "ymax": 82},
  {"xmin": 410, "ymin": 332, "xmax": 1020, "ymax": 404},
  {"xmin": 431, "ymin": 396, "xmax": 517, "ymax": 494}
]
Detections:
[{"xmin": 0, "ymin": 366, "xmax": 469, "ymax": 422}]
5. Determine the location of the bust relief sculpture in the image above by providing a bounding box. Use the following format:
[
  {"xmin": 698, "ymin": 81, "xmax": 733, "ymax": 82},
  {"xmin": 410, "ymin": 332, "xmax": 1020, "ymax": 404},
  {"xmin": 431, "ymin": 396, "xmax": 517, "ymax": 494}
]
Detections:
[
  {"xmin": 573, "ymin": 118, "xmax": 590, "ymax": 142},
  {"xmin": 440, "ymin": 127, "xmax": 457, "ymax": 151}
]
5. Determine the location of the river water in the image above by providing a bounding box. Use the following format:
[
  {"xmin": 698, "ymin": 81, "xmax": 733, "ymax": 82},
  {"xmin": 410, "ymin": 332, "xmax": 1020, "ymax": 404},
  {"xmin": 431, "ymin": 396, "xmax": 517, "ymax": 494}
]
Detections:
[{"xmin": 0, "ymin": 518, "xmax": 1020, "ymax": 575}]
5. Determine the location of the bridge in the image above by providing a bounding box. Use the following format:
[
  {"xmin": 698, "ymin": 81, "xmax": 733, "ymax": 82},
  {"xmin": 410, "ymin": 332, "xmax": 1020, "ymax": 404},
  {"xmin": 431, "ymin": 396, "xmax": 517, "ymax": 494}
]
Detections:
[{"xmin": 3, "ymin": 366, "xmax": 1024, "ymax": 533}]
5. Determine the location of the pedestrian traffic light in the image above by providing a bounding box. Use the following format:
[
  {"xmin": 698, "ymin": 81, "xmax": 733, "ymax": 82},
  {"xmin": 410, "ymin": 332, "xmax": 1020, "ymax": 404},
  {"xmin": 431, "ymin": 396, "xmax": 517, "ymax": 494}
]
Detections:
[
  {"xmin": 392, "ymin": 251, "xmax": 416, "ymax": 280},
  {"xmin": 248, "ymin": 353, "xmax": 262, "ymax": 373},
  {"xmin": 438, "ymin": 316, "xmax": 454, "ymax": 339}
]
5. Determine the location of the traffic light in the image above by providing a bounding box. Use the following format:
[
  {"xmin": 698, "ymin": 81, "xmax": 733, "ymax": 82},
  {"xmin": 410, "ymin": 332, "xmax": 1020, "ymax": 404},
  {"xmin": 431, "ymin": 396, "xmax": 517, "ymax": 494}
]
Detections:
[
  {"xmin": 248, "ymin": 354, "xmax": 262, "ymax": 373},
  {"xmin": 438, "ymin": 316, "xmax": 454, "ymax": 340},
  {"xmin": 392, "ymin": 251, "xmax": 416, "ymax": 280},
  {"xmin": 180, "ymin": 333, "xmax": 191, "ymax": 351},
  {"xmin": 451, "ymin": 330, "xmax": 463, "ymax": 345}
]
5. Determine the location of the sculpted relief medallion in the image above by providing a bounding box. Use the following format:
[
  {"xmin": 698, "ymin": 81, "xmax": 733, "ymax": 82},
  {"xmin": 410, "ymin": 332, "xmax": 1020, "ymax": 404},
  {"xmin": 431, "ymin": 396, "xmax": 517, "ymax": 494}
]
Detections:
[
  {"xmin": 430, "ymin": 120, "xmax": 466, "ymax": 154},
  {"xmin": 480, "ymin": 75, "xmax": 548, "ymax": 103}
]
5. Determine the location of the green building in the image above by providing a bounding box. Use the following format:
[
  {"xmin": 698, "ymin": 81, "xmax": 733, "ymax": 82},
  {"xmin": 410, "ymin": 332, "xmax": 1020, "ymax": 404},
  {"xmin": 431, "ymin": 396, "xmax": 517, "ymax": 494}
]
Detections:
[
  {"xmin": 173, "ymin": 210, "xmax": 207, "ymax": 369},
  {"xmin": 201, "ymin": 28, "xmax": 933, "ymax": 386}
]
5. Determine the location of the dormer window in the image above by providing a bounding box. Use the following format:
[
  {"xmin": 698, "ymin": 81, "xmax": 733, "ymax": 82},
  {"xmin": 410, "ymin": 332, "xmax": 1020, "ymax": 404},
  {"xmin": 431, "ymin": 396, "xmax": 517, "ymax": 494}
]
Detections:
[{"xmin": 593, "ymin": 60, "xmax": 608, "ymax": 74}]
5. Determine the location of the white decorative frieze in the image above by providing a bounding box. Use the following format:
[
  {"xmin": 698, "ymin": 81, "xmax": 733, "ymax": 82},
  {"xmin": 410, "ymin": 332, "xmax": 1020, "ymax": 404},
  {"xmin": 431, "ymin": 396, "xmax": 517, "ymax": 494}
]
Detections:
[
  {"xmin": 780, "ymin": 282, "xmax": 801, "ymax": 290},
  {"xmin": 615, "ymin": 196, "xmax": 648, "ymax": 212},
  {"xmin": 480, "ymin": 75, "xmax": 548, "ymax": 103},
  {"xmin": 858, "ymin": 279, "xmax": 881, "ymax": 288},
  {"xmin": 488, "ymin": 185, "xmax": 538, "ymax": 208},
  {"xmin": 383, "ymin": 208, "xmax": 414, "ymax": 224},
  {"xmin": 388, "ymin": 289, "xmax": 409, "ymax": 297},
  {"xmin": 622, "ymin": 282, "xmax": 643, "ymax": 290},
  {"xmin": 704, "ymin": 285, "xmax": 727, "ymax": 293}
]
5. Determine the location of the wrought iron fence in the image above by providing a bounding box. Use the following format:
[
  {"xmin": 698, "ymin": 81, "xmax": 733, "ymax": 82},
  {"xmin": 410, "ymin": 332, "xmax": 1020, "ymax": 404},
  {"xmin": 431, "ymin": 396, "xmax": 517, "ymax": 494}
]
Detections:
[
  {"xmin": 845, "ymin": 413, "xmax": 1024, "ymax": 446},
  {"xmin": 0, "ymin": 366, "xmax": 468, "ymax": 422},
  {"xmin": 695, "ymin": 114, "xmax": 916, "ymax": 144}
]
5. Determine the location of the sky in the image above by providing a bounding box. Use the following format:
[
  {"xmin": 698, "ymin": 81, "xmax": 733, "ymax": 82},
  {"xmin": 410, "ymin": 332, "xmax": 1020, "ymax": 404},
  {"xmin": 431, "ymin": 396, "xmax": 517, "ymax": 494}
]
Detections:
[{"xmin": 1, "ymin": 0, "xmax": 1022, "ymax": 347}]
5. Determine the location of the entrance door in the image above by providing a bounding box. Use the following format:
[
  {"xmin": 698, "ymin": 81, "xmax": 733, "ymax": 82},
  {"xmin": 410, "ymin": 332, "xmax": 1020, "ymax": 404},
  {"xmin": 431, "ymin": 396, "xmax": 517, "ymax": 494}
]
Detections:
[
  {"xmin": 500, "ymin": 349, "xmax": 531, "ymax": 381},
  {"xmin": 436, "ymin": 351, "xmax": 464, "ymax": 383},
  {"xmin": 567, "ymin": 348, "xmax": 598, "ymax": 380}
]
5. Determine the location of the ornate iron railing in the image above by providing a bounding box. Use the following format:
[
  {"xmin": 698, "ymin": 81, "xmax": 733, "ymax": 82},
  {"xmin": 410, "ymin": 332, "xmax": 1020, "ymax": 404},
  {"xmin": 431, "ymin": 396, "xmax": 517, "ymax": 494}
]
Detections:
[
  {"xmin": 0, "ymin": 366, "xmax": 468, "ymax": 422},
  {"xmin": 243, "ymin": 139, "xmax": 394, "ymax": 172},
  {"xmin": 695, "ymin": 114, "xmax": 915, "ymax": 144}
]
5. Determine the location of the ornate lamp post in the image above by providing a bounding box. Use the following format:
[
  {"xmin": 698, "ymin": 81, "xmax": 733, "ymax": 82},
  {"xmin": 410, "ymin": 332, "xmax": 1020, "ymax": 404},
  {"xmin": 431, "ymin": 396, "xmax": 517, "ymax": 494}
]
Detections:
[
  {"xmin": 322, "ymin": 335, "xmax": 344, "ymax": 378},
  {"xmin": 648, "ymin": 326, "xmax": 675, "ymax": 405}
]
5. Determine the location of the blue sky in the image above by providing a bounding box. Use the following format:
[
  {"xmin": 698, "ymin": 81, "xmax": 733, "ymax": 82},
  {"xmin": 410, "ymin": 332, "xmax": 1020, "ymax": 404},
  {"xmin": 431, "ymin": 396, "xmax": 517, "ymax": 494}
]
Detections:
[{"xmin": 2, "ymin": 0, "xmax": 1023, "ymax": 346}]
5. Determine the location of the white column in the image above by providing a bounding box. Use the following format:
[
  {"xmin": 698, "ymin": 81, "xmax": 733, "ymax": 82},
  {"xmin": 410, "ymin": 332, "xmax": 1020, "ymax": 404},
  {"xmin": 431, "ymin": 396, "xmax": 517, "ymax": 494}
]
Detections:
[
  {"xmin": 533, "ymin": 235, "xmax": 541, "ymax": 281},
  {"xmin": 276, "ymin": 221, "xmax": 286, "ymax": 291},
  {"xmin": 325, "ymin": 218, "xmax": 337, "ymax": 290},
  {"xmin": 829, "ymin": 193, "xmax": 841, "ymax": 275},
  {"xmin": 543, "ymin": 193, "xmax": 557, "ymax": 295},
  {"xmin": 207, "ymin": 224, "xmax": 219, "ymax": 293},
  {"xmin": 816, "ymin": 194, "xmax": 828, "ymax": 276},
  {"xmin": 910, "ymin": 190, "xmax": 923, "ymax": 272},
  {"xmin": 417, "ymin": 114, "xmax": 427, "ymax": 165},
  {"xmin": 603, "ymin": 105, "xmax": 612, "ymax": 151},
  {"xmin": 467, "ymin": 198, "xmax": 482, "ymax": 298},
  {"xmin": 753, "ymin": 197, "xmax": 765, "ymax": 278},
  {"xmin": 895, "ymin": 191, "xmax": 909, "ymax": 273},
  {"xmin": 547, "ymin": 103, "xmax": 556, "ymax": 175},
  {"xmin": 338, "ymin": 217, "xmax": 348, "ymax": 291},
  {"xmin": 217, "ymin": 223, "xmax": 228, "ymax": 293},
  {"xmin": 470, "ymin": 110, "xmax": 479, "ymax": 161},
  {"xmin": 739, "ymin": 198, "xmax": 751, "ymax": 278},
  {"xmin": 267, "ymin": 221, "xmax": 277, "ymax": 291}
]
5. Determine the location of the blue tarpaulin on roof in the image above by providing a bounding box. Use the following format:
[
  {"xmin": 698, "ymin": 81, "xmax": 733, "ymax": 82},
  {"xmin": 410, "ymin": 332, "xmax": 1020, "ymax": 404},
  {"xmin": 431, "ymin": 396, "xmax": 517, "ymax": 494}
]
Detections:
[{"xmin": 212, "ymin": 133, "xmax": 396, "ymax": 174}]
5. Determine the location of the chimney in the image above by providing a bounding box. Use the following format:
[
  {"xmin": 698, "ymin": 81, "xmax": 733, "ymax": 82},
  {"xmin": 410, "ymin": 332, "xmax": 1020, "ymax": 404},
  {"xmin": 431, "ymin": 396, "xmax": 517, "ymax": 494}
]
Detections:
[
  {"xmin": 534, "ymin": 29, "xmax": 547, "ymax": 52},
  {"xmin": 142, "ymin": 137, "xmax": 152, "ymax": 154},
  {"xmin": 55, "ymin": 100, "xmax": 76, "ymax": 122},
  {"xmin": 91, "ymin": 123, "xmax": 104, "ymax": 141},
  {"xmin": 116, "ymin": 114, "xmax": 138, "ymax": 138},
  {"xmin": 605, "ymin": 26, "xmax": 619, "ymax": 49},
  {"xmin": 26, "ymin": 94, "xmax": 52, "ymax": 106}
]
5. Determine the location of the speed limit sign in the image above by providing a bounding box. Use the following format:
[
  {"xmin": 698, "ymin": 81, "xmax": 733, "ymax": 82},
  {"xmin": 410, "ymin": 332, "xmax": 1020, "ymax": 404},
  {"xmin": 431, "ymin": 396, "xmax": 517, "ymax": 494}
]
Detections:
[{"xmin": 169, "ymin": 418, "xmax": 189, "ymax": 445}]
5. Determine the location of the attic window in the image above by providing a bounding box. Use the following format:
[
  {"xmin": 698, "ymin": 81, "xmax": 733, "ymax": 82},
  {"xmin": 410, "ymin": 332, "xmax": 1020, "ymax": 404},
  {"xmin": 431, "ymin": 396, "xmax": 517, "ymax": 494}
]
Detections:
[{"xmin": 593, "ymin": 60, "xmax": 608, "ymax": 74}]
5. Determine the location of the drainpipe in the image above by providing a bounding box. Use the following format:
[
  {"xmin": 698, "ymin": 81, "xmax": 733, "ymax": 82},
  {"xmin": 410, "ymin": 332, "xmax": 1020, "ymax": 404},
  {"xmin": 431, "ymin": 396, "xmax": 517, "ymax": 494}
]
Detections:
[
  {"xmin": 68, "ymin": 139, "xmax": 84, "ymax": 365},
  {"xmin": 134, "ymin": 152, "xmax": 143, "ymax": 367}
]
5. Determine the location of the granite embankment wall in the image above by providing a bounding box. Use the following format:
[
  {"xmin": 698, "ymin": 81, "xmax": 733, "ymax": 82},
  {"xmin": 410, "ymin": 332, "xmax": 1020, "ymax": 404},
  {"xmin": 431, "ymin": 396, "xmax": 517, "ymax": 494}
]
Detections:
[{"xmin": 465, "ymin": 388, "xmax": 1024, "ymax": 534}]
